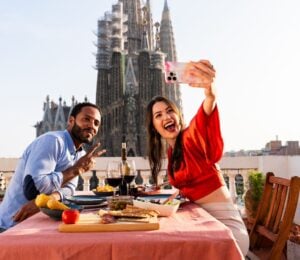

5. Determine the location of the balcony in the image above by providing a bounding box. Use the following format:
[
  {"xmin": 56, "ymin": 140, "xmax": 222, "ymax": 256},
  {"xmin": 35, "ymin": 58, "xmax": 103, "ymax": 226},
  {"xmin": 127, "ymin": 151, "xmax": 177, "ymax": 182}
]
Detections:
[
  {"xmin": 0, "ymin": 157, "xmax": 255, "ymax": 204},
  {"xmin": 1, "ymin": 156, "xmax": 299, "ymax": 258}
]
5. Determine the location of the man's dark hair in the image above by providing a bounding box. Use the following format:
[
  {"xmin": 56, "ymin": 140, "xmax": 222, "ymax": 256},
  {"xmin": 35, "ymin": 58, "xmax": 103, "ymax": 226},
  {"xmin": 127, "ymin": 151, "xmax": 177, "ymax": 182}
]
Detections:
[{"xmin": 70, "ymin": 102, "xmax": 101, "ymax": 118}]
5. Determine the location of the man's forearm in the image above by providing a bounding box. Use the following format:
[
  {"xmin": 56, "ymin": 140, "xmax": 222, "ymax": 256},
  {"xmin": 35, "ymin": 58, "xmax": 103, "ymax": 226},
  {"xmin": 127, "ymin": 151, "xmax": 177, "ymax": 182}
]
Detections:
[{"xmin": 61, "ymin": 166, "xmax": 82, "ymax": 187}]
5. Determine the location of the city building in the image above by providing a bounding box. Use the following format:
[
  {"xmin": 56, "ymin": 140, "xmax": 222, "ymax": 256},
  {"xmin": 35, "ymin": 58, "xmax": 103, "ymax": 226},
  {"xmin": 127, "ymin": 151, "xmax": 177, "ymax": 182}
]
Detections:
[
  {"xmin": 35, "ymin": 0, "xmax": 183, "ymax": 157},
  {"xmin": 94, "ymin": 0, "xmax": 182, "ymax": 156},
  {"xmin": 34, "ymin": 96, "xmax": 88, "ymax": 137},
  {"xmin": 224, "ymin": 138, "xmax": 300, "ymax": 157}
]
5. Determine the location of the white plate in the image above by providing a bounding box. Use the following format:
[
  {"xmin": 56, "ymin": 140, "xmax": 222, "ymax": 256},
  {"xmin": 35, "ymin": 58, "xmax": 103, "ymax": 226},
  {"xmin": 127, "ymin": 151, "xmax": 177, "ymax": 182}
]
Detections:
[{"xmin": 133, "ymin": 199, "xmax": 180, "ymax": 217}]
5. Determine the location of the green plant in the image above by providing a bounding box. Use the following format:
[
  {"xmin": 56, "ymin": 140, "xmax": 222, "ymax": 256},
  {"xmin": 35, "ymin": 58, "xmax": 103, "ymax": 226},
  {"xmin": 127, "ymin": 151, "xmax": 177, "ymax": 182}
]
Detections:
[{"xmin": 244, "ymin": 171, "xmax": 266, "ymax": 219}]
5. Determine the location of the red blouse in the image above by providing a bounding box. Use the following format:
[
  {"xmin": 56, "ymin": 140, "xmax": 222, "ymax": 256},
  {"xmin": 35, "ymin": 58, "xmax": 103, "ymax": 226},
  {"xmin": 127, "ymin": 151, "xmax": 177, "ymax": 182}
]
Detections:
[{"xmin": 167, "ymin": 103, "xmax": 225, "ymax": 201}]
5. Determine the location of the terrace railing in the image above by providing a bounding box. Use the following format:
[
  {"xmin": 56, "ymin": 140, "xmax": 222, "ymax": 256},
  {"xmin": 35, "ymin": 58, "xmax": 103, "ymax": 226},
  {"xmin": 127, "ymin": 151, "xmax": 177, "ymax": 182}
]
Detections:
[{"xmin": 0, "ymin": 157, "xmax": 257, "ymax": 204}]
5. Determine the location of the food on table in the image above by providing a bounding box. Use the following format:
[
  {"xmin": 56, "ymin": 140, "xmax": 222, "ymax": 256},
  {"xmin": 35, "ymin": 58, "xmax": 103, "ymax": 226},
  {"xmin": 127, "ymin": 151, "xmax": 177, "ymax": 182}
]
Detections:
[
  {"xmin": 100, "ymin": 213, "xmax": 117, "ymax": 224},
  {"xmin": 122, "ymin": 205, "xmax": 159, "ymax": 217},
  {"xmin": 165, "ymin": 200, "xmax": 180, "ymax": 206},
  {"xmin": 148, "ymin": 199, "xmax": 180, "ymax": 206},
  {"xmin": 35, "ymin": 193, "xmax": 70, "ymax": 211},
  {"xmin": 107, "ymin": 196, "xmax": 133, "ymax": 210},
  {"xmin": 47, "ymin": 199, "xmax": 69, "ymax": 210},
  {"xmin": 95, "ymin": 185, "xmax": 114, "ymax": 192},
  {"xmin": 149, "ymin": 199, "xmax": 161, "ymax": 204},
  {"xmin": 62, "ymin": 209, "xmax": 80, "ymax": 224},
  {"xmin": 35, "ymin": 193, "xmax": 52, "ymax": 207},
  {"xmin": 133, "ymin": 198, "xmax": 181, "ymax": 217},
  {"xmin": 99, "ymin": 204, "xmax": 159, "ymax": 222}
]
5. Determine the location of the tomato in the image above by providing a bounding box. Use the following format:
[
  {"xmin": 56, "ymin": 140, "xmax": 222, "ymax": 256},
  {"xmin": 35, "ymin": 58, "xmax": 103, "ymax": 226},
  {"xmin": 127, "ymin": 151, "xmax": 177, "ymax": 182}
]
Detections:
[{"xmin": 62, "ymin": 209, "xmax": 80, "ymax": 224}]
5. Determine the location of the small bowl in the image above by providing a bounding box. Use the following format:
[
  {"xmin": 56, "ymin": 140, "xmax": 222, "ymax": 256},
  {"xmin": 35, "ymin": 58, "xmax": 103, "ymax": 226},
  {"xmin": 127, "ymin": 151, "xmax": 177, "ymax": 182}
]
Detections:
[
  {"xmin": 92, "ymin": 190, "xmax": 114, "ymax": 197},
  {"xmin": 107, "ymin": 196, "xmax": 133, "ymax": 210},
  {"xmin": 40, "ymin": 204, "xmax": 83, "ymax": 221},
  {"xmin": 133, "ymin": 199, "xmax": 180, "ymax": 217}
]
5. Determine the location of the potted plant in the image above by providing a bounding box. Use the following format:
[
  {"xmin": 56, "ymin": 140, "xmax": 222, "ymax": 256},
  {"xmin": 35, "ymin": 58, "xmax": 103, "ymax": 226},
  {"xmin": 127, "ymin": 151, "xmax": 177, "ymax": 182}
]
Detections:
[{"xmin": 244, "ymin": 170, "xmax": 265, "ymax": 223}]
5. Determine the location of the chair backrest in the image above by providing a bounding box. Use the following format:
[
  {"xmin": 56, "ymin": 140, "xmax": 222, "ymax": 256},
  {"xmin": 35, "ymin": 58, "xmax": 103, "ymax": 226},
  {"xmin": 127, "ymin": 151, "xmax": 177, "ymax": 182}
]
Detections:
[{"xmin": 249, "ymin": 172, "xmax": 300, "ymax": 260}]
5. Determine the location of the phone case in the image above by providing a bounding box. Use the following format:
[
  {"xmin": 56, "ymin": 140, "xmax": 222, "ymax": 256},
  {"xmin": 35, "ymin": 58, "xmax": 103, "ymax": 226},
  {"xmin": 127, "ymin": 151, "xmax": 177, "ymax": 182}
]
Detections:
[{"xmin": 164, "ymin": 61, "xmax": 203, "ymax": 84}]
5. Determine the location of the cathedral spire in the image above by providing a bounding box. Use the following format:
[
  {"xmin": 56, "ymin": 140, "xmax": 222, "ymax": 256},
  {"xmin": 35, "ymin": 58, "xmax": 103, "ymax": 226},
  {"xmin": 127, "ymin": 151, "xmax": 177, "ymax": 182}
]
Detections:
[
  {"xmin": 43, "ymin": 95, "xmax": 53, "ymax": 124},
  {"xmin": 159, "ymin": 0, "xmax": 182, "ymax": 109},
  {"xmin": 121, "ymin": 0, "xmax": 143, "ymax": 53},
  {"xmin": 163, "ymin": 0, "xmax": 169, "ymax": 12},
  {"xmin": 95, "ymin": 0, "xmax": 182, "ymax": 156},
  {"xmin": 54, "ymin": 96, "xmax": 66, "ymax": 130},
  {"xmin": 141, "ymin": 6, "xmax": 150, "ymax": 50},
  {"xmin": 159, "ymin": 0, "xmax": 177, "ymax": 61},
  {"xmin": 144, "ymin": 0, "xmax": 154, "ymax": 50}
]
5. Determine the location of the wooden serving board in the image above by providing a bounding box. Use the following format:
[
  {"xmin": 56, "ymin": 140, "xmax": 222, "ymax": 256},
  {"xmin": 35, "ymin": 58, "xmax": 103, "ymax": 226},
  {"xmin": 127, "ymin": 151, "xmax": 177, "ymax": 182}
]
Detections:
[{"xmin": 58, "ymin": 213, "xmax": 159, "ymax": 232}]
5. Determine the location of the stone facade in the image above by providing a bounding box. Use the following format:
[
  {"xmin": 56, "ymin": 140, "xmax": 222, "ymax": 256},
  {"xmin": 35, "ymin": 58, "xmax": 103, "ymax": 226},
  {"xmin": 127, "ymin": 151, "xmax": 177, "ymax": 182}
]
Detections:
[
  {"xmin": 95, "ymin": 0, "xmax": 182, "ymax": 156},
  {"xmin": 35, "ymin": 96, "xmax": 90, "ymax": 137},
  {"xmin": 35, "ymin": 0, "xmax": 183, "ymax": 156}
]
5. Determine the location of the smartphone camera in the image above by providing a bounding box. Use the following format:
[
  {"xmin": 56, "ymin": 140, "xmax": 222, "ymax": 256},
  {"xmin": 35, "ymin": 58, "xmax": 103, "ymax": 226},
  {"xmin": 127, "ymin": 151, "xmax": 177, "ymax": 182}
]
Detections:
[{"xmin": 167, "ymin": 72, "xmax": 177, "ymax": 83}]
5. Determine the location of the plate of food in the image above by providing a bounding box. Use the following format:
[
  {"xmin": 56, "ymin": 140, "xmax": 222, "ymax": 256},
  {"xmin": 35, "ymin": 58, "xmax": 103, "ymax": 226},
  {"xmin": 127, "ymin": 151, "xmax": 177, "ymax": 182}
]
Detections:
[
  {"xmin": 133, "ymin": 199, "xmax": 180, "ymax": 217},
  {"xmin": 65, "ymin": 195, "xmax": 107, "ymax": 205},
  {"xmin": 93, "ymin": 191, "xmax": 114, "ymax": 196},
  {"xmin": 92, "ymin": 185, "xmax": 114, "ymax": 197}
]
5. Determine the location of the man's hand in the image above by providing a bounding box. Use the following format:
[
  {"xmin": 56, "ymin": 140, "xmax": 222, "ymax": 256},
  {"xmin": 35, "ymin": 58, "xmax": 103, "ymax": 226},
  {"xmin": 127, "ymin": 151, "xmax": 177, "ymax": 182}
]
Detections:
[
  {"xmin": 62, "ymin": 143, "xmax": 106, "ymax": 186},
  {"xmin": 13, "ymin": 200, "xmax": 40, "ymax": 223},
  {"xmin": 74, "ymin": 143, "xmax": 106, "ymax": 174}
]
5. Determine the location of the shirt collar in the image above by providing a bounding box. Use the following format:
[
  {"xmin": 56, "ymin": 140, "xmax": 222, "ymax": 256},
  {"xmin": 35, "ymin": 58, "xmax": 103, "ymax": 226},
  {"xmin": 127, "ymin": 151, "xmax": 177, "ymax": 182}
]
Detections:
[{"xmin": 63, "ymin": 130, "xmax": 83, "ymax": 156}]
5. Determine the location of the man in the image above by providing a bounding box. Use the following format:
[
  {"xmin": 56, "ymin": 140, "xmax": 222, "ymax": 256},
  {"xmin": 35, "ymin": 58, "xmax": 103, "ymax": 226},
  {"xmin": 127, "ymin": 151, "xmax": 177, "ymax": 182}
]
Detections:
[{"xmin": 0, "ymin": 102, "xmax": 106, "ymax": 231}]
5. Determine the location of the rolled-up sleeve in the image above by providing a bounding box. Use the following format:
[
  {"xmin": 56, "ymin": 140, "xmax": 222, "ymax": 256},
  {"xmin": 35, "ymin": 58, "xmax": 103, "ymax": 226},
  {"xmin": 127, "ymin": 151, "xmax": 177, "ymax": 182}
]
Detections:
[{"xmin": 22, "ymin": 134, "xmax": 77, "ymax": 199}]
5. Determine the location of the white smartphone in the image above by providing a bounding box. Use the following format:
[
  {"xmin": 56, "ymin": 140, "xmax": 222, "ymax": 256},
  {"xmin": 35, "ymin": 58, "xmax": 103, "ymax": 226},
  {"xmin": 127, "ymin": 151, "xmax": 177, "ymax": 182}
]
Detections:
[{"xmin": 164, "ymin": 61, "xmax": 203, "ymax": 84}]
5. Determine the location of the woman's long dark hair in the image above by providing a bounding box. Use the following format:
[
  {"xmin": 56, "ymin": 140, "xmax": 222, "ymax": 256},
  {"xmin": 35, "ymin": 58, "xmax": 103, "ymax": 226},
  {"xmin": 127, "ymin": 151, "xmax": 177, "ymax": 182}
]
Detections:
[{"xmin": 146, "ymin": 96, "xmax": 184, "ymax": 186}]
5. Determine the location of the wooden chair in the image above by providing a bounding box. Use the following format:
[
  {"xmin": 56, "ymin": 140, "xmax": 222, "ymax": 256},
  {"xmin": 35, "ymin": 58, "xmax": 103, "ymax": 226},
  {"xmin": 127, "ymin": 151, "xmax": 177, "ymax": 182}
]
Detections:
[{"xmin": 249, "ymin": 172, "xmax": 300, "ymax": 260}]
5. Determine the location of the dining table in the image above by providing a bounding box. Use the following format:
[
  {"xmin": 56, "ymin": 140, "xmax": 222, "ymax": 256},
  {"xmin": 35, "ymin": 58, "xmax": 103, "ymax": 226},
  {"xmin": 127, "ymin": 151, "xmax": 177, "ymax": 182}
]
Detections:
[{"xmin": 0, "ymin": 194, "xmax": 244, "ymax": 260}]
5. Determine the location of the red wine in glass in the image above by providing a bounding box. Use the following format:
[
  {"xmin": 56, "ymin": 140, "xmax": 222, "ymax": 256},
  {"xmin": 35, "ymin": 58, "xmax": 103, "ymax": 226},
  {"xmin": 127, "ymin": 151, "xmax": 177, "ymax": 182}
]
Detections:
[
  {"xmin": 106, "ymin": 161, "xmax": 122, "ymax": 197},
  {"xmin": 106, "ymin": 177, "xmax": 122, "ymax": 188},
  {"xmin": 123, "ymin": 175, "xmax": 135, "ymax": 184},
  {"xmin": 122, "ymin": 160, "xmax": 137, "ymax": 195}
]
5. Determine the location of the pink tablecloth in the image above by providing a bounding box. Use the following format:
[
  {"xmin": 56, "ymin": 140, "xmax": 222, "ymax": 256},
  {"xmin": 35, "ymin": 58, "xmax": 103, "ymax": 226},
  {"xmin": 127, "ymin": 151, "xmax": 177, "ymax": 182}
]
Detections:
[{"xmin": 0, "ymin": 203, "xmax": 243, "ymax": 260}]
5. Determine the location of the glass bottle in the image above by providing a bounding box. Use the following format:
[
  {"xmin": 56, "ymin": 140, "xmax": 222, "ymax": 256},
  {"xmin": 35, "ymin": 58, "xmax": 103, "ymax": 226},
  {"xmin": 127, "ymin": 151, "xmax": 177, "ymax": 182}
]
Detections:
[{"xmin": 119, "ymin": 142, "xmax": 128, "ymax": 195}]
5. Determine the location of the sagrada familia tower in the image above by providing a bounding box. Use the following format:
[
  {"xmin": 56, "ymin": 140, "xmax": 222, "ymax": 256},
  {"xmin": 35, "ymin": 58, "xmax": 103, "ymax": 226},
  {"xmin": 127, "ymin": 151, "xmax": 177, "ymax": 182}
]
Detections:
[
  {"xmin": 95, "ymin": 0, "xmax": 181, "ymax": 156},
  {"xmin": 35, "ymin": 0, "xmax": 182, "ymax": 157}
]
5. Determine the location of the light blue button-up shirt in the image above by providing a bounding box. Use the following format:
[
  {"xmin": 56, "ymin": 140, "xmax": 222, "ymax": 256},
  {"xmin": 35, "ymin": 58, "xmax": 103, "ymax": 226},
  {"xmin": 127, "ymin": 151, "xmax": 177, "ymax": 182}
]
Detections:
[{"xmin": 0, "ymin": 130, "xmax": 85, "ymax": 229}]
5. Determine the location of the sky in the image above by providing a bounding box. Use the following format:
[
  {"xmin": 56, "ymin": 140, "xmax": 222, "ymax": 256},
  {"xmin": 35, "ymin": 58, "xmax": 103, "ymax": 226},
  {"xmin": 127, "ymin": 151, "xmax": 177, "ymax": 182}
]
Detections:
[{"xmin": 0, "ymin": 0, "xmax": 300, "ymax": 158}]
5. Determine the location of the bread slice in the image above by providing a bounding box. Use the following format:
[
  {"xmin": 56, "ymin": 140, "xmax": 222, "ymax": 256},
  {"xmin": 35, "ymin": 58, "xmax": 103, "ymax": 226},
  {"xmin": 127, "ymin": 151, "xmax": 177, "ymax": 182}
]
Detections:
[{"xmin": 99, "ymin": 205, "xmax": 159, "ymax": 219}]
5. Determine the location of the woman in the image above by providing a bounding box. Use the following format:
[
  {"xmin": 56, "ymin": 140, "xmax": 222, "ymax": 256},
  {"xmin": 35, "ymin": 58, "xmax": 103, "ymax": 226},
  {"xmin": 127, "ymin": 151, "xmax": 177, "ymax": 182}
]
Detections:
[{"xmin": 146, "ymin": 60, "xmax": 249, "ymax": 256}]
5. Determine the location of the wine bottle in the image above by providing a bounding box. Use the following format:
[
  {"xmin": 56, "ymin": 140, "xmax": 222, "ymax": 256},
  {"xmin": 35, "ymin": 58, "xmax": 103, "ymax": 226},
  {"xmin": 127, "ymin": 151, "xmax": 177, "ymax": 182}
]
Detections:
[
  {"xmin": 121, "ymin": 142, "xmax": 127, "ymax": 165},
  {"xmin": 119, "ymin": 142, "xmax": 128, "ymax": 195}
]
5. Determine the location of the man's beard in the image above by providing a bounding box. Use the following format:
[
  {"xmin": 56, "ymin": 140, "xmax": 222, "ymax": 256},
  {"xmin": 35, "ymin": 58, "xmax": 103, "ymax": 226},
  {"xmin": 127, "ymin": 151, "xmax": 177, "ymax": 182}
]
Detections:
[{"xmin": 71, "ymin": 122, "xmax": 94, "ymax": 145}]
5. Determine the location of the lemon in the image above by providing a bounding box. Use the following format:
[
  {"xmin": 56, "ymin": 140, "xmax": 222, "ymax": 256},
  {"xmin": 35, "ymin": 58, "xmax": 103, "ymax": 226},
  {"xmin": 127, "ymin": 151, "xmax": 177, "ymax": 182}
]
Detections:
[
  {"xmin": 47, "ymin": 199, "xmax": 69, "ymax": 210},
  {"xmin": 35, "ymin": 193, "xmax": 52, "ymax": 208}
]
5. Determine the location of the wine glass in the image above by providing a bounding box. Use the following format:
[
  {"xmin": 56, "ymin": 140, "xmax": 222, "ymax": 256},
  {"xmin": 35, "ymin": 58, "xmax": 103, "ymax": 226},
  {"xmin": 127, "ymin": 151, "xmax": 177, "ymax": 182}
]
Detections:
[
  {"xmin": 122, "ymin": 159, "xmax": 137, "ymax": 195},
  {"xmin": 106, "ymin": 161, "xmax": 122, "ymax": 197}
]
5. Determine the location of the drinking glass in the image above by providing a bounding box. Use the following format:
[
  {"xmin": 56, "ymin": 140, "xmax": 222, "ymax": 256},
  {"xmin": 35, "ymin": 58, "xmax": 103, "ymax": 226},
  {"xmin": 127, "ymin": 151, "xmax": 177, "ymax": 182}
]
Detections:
[
  {"xmin": 122, "ymin": 159, "xmax": 137, "ymax": 195},
  {"xmin": 106, "ymin": 161, "xmax": 122, "ymax": 197}
]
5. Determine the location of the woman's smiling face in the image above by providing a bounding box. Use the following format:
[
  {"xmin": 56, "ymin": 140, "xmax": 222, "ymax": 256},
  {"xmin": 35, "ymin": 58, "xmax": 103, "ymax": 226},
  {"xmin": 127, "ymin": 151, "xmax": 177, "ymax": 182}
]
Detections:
[{"xmin": 152, "ymin": 101, "xmax": 181, "ymax": 147}]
